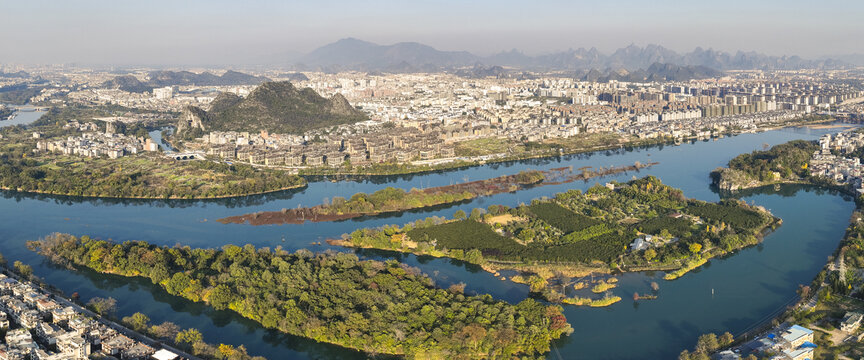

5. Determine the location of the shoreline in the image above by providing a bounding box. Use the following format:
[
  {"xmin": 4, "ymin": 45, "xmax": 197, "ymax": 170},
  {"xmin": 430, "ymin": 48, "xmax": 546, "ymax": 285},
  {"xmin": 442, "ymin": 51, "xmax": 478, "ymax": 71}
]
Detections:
[
  {"xmin": 218, "ymin": 163, "xmax": 656, "ymax": 226},
  {"xmin": 716, "ymin": 179, "xmax": 856, "ymax": 197},
  {"xmin": 0, "ymin": 183, "xmax": 308, "ymax": 201},
  {"xmin": 289, "ymin": 116, "xmax": 838, "ymax": 177},
  {"xmin": 330, "ymin": 211, "xmax": 780, "ymax": 306}
]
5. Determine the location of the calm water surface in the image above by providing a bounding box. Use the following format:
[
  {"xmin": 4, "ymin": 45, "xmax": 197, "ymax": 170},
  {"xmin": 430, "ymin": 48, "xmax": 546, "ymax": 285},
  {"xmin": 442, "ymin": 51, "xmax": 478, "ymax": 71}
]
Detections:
[
  {"xmin": 0, "ymin": 106, "xmax": 46, "ymax": 127},
  {"xmin": 0, "ymin": 124, "xmax": 857, "ymax": 359}
]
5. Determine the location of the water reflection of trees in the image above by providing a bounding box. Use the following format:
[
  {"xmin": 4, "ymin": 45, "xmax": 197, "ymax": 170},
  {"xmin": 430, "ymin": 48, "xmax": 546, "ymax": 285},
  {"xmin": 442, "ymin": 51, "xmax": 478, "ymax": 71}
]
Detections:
[
  {"xmin": 0, "ymin": 187, "xmax": 306, "ymax": 209},
  {"xmin": 713, "ymin": 183, "xmax": 854, "ymax": 202}
]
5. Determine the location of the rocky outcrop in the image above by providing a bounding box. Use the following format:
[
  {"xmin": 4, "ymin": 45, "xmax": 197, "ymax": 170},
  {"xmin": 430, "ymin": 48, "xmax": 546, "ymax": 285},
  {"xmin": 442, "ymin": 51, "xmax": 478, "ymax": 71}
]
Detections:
[
  {"xmin": 711, "ymin": 167, "xmax": 763, "ymax": 191},
  {"xmin": 176, "ymin": 106, "xmax": 208, "ymax": 139}
]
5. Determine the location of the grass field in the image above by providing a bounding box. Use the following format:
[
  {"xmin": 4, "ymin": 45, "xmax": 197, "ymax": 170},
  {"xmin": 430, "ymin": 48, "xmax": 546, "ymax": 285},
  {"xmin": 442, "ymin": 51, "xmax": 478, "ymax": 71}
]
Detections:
[
  {"xmin": 454, "ymin": 137, "xmax": 525, "ymax": 157},
  {"xmin": 407, "ymin": 220, "xmax": 519, "ymax": 253},
  {"xmin": 528, "ymin": 202, "xmax": 602, "ymax": 234}
]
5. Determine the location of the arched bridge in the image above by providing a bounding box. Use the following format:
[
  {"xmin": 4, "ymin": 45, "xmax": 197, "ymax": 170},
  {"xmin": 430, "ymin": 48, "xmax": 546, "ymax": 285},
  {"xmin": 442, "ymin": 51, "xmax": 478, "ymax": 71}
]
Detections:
[{"xmin": 170, "ymin": 152, "xmax": 203, "ymax": 161}]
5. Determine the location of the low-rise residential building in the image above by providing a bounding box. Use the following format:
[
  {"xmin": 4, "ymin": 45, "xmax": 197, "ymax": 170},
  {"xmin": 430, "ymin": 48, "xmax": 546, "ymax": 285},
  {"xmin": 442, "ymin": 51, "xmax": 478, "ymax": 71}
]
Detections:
[
  {"xmin": 841, "ymin": 311, "xmax": 863, "ymax": 332},
  {"xmin": 0, "ymin": 273, "xmax": 176, "ymax": 360}
]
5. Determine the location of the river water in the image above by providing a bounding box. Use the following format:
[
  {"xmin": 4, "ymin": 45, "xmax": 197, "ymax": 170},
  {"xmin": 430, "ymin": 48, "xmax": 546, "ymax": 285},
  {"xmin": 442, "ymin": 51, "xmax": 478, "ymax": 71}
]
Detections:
[
  {"xmin": 0, "ymin": 106, "xmax": 46, "ymax": 128},
  {"xmin": 0, "ymin": 124, "xmax": 857, "ymax": 359}
]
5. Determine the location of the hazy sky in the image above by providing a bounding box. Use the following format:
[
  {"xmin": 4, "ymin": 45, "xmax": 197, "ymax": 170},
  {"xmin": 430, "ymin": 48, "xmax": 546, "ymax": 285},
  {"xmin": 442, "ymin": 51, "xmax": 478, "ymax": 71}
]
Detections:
[{"xmin": 2, "ymin": 0, "xmax": 863, "ymax": 65}]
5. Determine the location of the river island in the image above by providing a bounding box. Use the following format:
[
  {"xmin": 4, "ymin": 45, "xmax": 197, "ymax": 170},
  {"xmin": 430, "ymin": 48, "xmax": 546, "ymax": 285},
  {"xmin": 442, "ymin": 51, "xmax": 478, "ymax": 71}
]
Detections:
[
  {"xmin": 31, "ymin": 233, "xmax": 572, "ymax": 358},
  {"xmin": 331, "ymin": 175, "xmax": 778, "ymax": 305},
  {"xmin": 218, "ymin": 163, "xmax": 655, "ymax": 225}
]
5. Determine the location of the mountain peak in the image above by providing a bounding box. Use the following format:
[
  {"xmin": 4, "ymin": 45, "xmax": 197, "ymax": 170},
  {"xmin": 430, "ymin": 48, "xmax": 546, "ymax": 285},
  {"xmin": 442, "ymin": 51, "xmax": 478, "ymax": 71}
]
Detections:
[{"xmin": 179, "ymin": 81, "xmax": 367, "ymax": 136}]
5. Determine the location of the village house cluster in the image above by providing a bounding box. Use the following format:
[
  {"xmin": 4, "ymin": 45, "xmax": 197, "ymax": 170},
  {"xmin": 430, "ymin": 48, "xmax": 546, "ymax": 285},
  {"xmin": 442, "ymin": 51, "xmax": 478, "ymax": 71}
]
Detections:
[
  {"xmin": 188, "ymin": 122, "xmax": 467, "ymax": 167},
  {"xmin": 0, "ymin": 273, "xmax": 181, "ymax": 360},
  {"xmin": 627, "ymin": 109, "xmax": 807, "ymax": 140},
  {"xmin": 810, "ymin": 132, "xmax": 864, "ymax": 192},
  {"xmin": 33, "ymin": 122, "xmax": 159, "ymax": 159}
]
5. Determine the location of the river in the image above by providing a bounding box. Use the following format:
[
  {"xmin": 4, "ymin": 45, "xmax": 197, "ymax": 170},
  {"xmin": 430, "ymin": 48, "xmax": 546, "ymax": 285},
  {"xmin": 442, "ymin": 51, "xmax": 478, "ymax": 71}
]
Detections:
[
  {"xmin": 0, "ymin": 105, "xmax": 46, "ymax": 127},
  {"xmin": 0, "ymin": 124, "xmax": 857, "ymax": 359}
]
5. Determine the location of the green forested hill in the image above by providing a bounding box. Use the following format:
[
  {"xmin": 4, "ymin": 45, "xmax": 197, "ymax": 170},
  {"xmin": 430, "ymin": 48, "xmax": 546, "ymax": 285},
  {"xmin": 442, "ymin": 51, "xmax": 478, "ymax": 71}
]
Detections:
[{"xmin": 177, "ymin": 81, "xmax": 367, "ymax": 136}]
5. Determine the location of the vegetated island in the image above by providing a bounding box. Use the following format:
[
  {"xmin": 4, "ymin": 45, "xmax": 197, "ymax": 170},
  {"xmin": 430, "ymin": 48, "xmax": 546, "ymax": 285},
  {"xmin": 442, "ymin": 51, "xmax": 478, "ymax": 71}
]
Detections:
[
  {"xmin": 710, "ymin": 139, "xmax": 820, "ymax": 192},
  {"xmin": 331, "ymin": 176, "xmax": 779, "ymax": 305},
  {"xmin": 218, "ymin": 162, "xmax": 656, "ymax": 225},
  {"xmin": 711, "ymin": 133, "xmax": 864, "ymax": 200},
  {"xmin": 31, "ymin": 234, "xmax": 572, "ymax": 358},
  {"xmin": 0, "ymin": 106, "xmax": 13, "ymax": 120}
]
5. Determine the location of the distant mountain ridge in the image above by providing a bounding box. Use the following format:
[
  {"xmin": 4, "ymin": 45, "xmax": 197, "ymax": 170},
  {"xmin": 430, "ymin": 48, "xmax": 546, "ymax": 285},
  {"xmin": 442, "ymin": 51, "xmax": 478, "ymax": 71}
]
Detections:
[
  {"xmin": 102, "ymin": 70, "xmax": 271, "ymax": 93},
  {"xmin": 176, "ymin": 81, "xmax": 367, "ymax": 137},
  {"xmin": 298, "ymin": 38, "xmax": 477, "ymax": 73},
  {"xmin": 0, "ymin": 71, "xmax": 30, "ymax": 79},
  {"xmin": 296, "ymin": 38, "xmax": 849, "ymax": 74},
  {"xmin": 582, "ymin": 63, "xmax": 722, "ymax": 83}
]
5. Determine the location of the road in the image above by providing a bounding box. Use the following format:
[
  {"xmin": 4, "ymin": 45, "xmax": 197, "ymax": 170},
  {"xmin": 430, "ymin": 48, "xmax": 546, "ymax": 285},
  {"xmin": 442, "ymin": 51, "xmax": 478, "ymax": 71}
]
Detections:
[
  {"xmin": 3, "ymin": 269, "xmax": 200, "ymax": 360},
  {"xmin": 50, "ymin": 294, "xmax": 201, "ymax": 360}
]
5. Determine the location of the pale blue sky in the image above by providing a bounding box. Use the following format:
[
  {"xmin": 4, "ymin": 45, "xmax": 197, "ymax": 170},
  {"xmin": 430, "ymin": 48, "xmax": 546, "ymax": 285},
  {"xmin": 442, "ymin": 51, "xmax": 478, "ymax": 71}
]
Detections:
[{"xmin": 2, "ymin": 0, "xmax": 862, "ymax": 65}]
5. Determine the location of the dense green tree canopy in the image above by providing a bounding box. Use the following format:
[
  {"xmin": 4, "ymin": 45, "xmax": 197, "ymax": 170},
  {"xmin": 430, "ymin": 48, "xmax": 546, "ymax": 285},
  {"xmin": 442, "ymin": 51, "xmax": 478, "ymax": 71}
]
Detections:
[{"xmin": 34, "ymin": 234, "xmax": 571, "ymax": 358}]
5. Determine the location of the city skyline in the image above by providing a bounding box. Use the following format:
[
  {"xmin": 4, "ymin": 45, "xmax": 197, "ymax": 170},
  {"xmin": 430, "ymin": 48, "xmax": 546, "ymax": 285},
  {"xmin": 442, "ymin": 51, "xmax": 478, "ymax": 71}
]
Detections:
[{"xmin": 3, "ymin": 0, "xmax": 863, "ymax": 65}]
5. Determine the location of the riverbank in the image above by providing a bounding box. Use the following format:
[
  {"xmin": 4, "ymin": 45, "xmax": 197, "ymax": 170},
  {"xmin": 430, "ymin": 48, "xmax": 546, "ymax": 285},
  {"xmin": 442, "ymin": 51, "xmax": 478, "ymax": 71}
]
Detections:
[
  {"xmin": 704, "ymin": 207, "xmax": 864, "ymax": 359},
  {"xmin": 688, "ymin": 138, "xmax": 864, "ymax": 358},
  {"xmin": 0, "ymin": 153, "xmax": 308, "ymax": 200},
  {"xmin": 0, "ymin": 183, "xmax": 307, "ymax": 200},
  {"xmin": 281, "ymin": 115, "xmax": 836, "ymax": 177},
  {"xmin": 219, "ymin": 162, "xmax": 655, "ymax": 225}
]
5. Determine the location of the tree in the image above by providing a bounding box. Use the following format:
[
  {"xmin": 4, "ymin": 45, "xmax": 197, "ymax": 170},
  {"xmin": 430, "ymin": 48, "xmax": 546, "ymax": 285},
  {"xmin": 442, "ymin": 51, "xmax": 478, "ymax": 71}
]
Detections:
[
  {"xmin": 12, "ymin": 261, "xmax": 32, "ymax": 279},
  {"xmin": 218, "ymin": 343, "xmax": 235, "ymax": 359},
  {"xmin": 690, "ymin": 352, "xmax": 710, "ymax": 360},
  {"xmin": 208, "ymin": 284, "xmax": 235, "ymax": 310},
  {"xmin": 151, "ymin": 322, "xmax": 180, "ymax": 340},
  {"xmin": 678, "ymin": 350, "xmax": 691, "ymax": 360},
  {"xmin": 695, "ymin": 333, "xmax": 719, "ymax": 353},
  {"xmin": 176, "ymin": 328, "xmax": 204, "ymax": 346},
  {"xmin": 122, "ymin": 312, "xmax": 150, "ymax": 332},
  {"xmin": 464, "ymin": 249, "xmax": 483, "ymax": 264},
  {"xmin": 644, "ymin": 249, "xmax": 657, "ymax": 261},
  {"xmin": 798, "ymin": 284, "xmax": 811, "ymax": 298},
  {"xmin": 453, "ymin": 210, "xmax": 467, "ymax": 220},
  {"xmin": 689, "ymin": 243, "xmax": 702, "ymax": 254},
  {"xmin": 719, "ymin": 332, "xmax": 734, "ymax": 346},
  {"xmin": 86, "ymin": 297, "xmax": 117, "ymax": 316},
  {"xmin": 448, "ymin": 283, "xmax": 466, "ymax": 294},
  {"xmin": 527, "ymin": 275, "xmax": 547, "ymax": 293}
]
